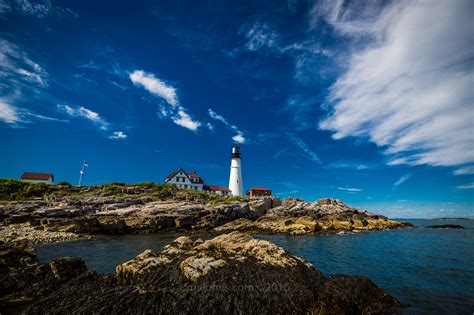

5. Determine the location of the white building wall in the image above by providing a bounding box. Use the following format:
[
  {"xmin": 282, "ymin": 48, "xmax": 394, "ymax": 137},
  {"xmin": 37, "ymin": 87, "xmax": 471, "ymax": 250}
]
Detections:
[
  {"xmin": 228, "ymin": 158, "xmax": 243, "ymax": 197},
  {"xmin": 165, "ymin": 171, "xmax": 203, "ymax": 191}
]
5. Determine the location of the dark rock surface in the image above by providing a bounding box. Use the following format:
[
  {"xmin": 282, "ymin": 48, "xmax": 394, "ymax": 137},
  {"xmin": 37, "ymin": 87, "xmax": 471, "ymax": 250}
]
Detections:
[
  {"xmin": 426, "ymin": 224, "xmax": 464, "ymax": 229},
  {"xmin": 0, "ymin": 233, "xmax": 404, "ymax": 314}
]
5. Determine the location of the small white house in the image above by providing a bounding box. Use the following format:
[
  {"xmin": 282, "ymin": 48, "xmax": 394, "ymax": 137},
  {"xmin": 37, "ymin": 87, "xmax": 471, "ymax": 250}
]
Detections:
[
  {"xmin": 164, "ymin": 168, "xmax": 231, "ymax": 196},
  {"xmin": 164, "ymin": 168, "xmax": 204, "ymax": 191},
  {"xmin": 20, "ymin": 172, "xmax": 54, "ymax": 184}
]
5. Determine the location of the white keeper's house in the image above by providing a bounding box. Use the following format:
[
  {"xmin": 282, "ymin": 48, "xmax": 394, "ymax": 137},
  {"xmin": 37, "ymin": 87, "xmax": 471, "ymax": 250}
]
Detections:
[{"xmin": 164, "ymin": 168, "xmax": 231, "ymax": 196}]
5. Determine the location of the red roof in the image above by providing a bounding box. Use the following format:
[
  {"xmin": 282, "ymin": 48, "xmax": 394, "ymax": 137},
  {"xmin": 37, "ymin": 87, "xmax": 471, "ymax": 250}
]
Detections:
[
  {"xmin": 165, "ymin": 169, "xmax": 188, "ymax": 181},
  {"xmin": 249, "ymin": 187, "xmax": 271, "ymax": 191},
  {"xmin": 203, "ymin": 185, "xmax": 231, "ymax": 192},
  {"xmin": 188, "ymin": 172, "xmax": 201, "ymax": 178},
  {"xmin": 21, "ymin": 172, "xmax": 54, "ymax": 181}
]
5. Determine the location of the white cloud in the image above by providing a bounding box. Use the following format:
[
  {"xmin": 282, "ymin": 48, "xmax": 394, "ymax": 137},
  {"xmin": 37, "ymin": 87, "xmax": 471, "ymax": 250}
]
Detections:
[
  {"xmin": 287, "ymin": 133, "xmax": 321, "ymax": 163},
  {"xmin": 393, "ymin": 174, "xmax": 412, "ymax": 188},
  {"xmin": 0, "ymin": 100, "xmax": 21, "ymax": 123},
  {"xmin": 232, "ymin": 133, "xmax": 246, "ymax": 144},
  {"xmin": 129, "ymin": 69, "xmax": 202, "ymax": 132},
  {"xmin": 337, "ymin": 187, "xmax": 362, "ymax": 192},
  {"xmin": 110, "ymin": 131, "xmax": 127, "ymax": 139},
  {"xmin": 57, "ymin": 104, "xmax": 109, "ymax": 130},
  {"xmin": 1, "ymin": 0, "xmax": 77, "ymax": 19},
  {"xmin": 0, "ymin": 98, "xmax": 65, "ymax": 125},
  {"xmin": 208, "ymin": 108, "xmax": 247, "ymax": 143},
  {"xmin": 453, "ymin": 166, "xmax": 474, "ymax": 176},
  {"xmin": 318, "ymin": 0, "xmax": 474, "ymax": 168},
  {"xmin": 129, "ymin": 70, "xmax": 178, "ymax": 107},
  {"xmin": 172, "ymin": 110, "xmax": 201, "ymax": 131},
  {"xmin": 456, "ymin": 182, "xmax": 474, "ymax": 190},
  {"xmin": 243, "ymin": 21, "xmax": 280, "ymax": 52},
  {"xmin": 0, "ymin": 38, "xmax": 48, "ymax": 88}
]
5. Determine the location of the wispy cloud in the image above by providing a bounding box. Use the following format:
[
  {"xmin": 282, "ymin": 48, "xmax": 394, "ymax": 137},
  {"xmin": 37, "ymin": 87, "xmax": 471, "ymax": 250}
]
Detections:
[
  {"xmin": 337, "ymin": 187, "xmax": 362, "ymax": 193},
  {"xmin": 57, "ymin": 104, "xmax": 126, "ymax": 139},
  {"xmin": 58, "ymin": 104, "xmax": 109, "ymax": 130},
  {"xmin": 325, "ymin": 161, "xmax": 372, "ymax": 170},
  {"xmin": 109, "ymin": 131, "xmax": 127, "ymax": 139},
  {"xmin": 0, "ymin": 98, "xmax": 65, "ymax": 126},
  {"xmin": 318, "ymin": 0, "xmax": 473, "ymax": 168},
  {"xmin": 0, "ymin": 38, "xmax": 48, "ymax": 89},
  {"xmin": 208, "ymin": 108, "xmax": 246, "ymax": 143},
  {"xmin": 287, "ymin": 133, "xmax": 321, "ymax": 164},
  {"xmin": 453, "ymin": 166, "xmax": 474, "ymax": 176},
  {"xmin": 273, "ymin": 148, "xmax": 288, "ymax": 159},
  {"xmin": 242, "ymin": 21, "xmax": 280, "ymax": 53},
  {"xmin": 172, "ymin": 110, "xmax": 201, "ymax": 131},
  {"xmin": 130, "ymin": 70, "xmax": 178, "ymax": 107},
  {"xmin": 1, "ymin": 0, "xmax": 77, "ymax": 19},
  {"xmin": 456, "ymin": 182, "xmax": 474, "ymax": 190},
  {"xmin": 129, "ymin": 69, "xmax": 201, "ymax": 132},
  {"xmin": 393, "ymin": 174, "xmax": 412, "ymax": 189},
  {"xmin": 0, "ymin": 99, "xmax": 21, "ymax": 124}
]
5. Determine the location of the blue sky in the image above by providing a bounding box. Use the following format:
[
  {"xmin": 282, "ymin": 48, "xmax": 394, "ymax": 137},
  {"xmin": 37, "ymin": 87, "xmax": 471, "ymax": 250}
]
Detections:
[{"xmin": 1, "ymin": 0, "xmax": 473, "ymax": 218}]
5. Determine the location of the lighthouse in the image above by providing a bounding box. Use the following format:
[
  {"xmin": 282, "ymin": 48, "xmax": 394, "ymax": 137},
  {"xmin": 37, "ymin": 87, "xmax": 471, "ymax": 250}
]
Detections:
[{"xmin": 228, "ymin": 146, "xmax": 243, "ymax": 197}]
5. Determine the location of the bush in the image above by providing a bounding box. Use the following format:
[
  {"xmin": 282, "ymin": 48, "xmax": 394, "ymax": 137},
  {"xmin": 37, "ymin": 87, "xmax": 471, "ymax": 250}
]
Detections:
[
  {"xmin": 0, "ymin": 178, "xmax": 57, "ymax": 200},
  {"xmin": 57, "ymin": 181, "xmax": 72, "ymax": 187}
]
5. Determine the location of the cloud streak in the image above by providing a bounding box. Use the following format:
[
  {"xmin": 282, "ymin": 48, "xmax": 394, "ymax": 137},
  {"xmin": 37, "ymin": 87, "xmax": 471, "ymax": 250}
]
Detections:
[
  {"xmin": 58, "ymin": 104, "xmax": 109, "ymax": 130},
  {"xmin": 0, "ymin": 99, "xmax": 21, "ymax": 124},
  {"xmin": 456, "ymin": 182, "xmax": 474, "ymax": 190},
  {"xmin": 337, "ymin": 187, "xmax": 362, "ymax": 193},
  {"xmin": 58, "ymin": 104, "xmax": 125, "ymax": 138},
  {"xmin": 318, "ymin": 0, "xmax": 474, "ymax": 168},
  {"xmin": 393, "ymin": 174, "xmax": 412, "ymax": 189},
  {"xmin": 0, "ymin": 38, "xmax": 48, "ymax": 89},
  {"xmin": 208, "ymin": 108, "xmax": 246, "ymax": 143},
  {"xmin": 287, "ymin": 133, "xmax": 321, "ymax": 163},
  {"xmin": 130, "ymin": 70, "xmax": 178, "ymax": 107},
  {"xmin": 129, "ymin": 70, "xmax": 201, "ymax": 132},
  {"xmin": 110, "ymin": 131, "xmax": 127, "ymax": 139}
]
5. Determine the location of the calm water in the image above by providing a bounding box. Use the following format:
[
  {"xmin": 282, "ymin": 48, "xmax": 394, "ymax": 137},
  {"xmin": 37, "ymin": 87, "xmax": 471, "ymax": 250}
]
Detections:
[{"xmin": 36, "ymin": 219, "xmax": 474, "ymax": 314}]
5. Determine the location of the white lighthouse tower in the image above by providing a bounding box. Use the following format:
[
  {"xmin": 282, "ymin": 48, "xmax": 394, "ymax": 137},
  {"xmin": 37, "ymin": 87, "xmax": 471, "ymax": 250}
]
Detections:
[{"xmin": 228, "ymin": 146, "xmax": 243, "ymax": 197}]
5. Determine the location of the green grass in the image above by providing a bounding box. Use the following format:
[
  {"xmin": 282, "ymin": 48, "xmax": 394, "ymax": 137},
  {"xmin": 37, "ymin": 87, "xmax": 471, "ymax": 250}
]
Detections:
[
  {"xmin": 0, "ymin": 178, "xmax": 58, "ymax": 200},
  {"xmin": 0, "ymin": 178, "xmax": 246, "ymax": 204}
]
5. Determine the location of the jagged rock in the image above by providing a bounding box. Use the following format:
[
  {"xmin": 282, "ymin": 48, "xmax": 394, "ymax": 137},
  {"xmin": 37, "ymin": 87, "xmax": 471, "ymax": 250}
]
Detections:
[
  {"xmin": 0, "ymin": 233, "xmax": 404, "ymax": 314},
  {"xmin": 214, "ymin": 198, "xmax": 411, "ymax": 235},
  {"xmin": 1, "ymin": 185, "xmax": 408, "ymax": 242},
  {"xmin": 0, "ymin": 241, "xmax": 93, "ymax": 311}
]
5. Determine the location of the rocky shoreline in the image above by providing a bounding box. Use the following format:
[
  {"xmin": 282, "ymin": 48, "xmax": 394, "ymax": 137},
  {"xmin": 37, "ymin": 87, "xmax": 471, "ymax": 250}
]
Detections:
[
  {"xmin": 0, "ymin": 232, "xmax": 405, "ymax": 314},
  {"xmin": 0, "ymin": 181, "xmax": 411, "ymax": 245},
  {"xmin": 0, "ymin": 181, "xmax": 412, "ymax": 313}
]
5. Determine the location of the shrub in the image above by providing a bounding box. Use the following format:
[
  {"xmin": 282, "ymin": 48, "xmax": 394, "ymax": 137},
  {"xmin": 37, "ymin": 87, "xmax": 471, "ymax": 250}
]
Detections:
[{"xmin": 0, "ymin": 178, "xmax": 57, "ymax": 200}]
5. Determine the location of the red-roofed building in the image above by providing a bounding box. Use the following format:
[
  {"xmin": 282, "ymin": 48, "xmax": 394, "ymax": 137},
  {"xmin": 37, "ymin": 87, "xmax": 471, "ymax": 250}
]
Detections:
[
  {"xmin": 20, "ymin": 172, "xmax": 54, "ymax": 184},
  {"xmin": 203, "ymin": 185, "xmax": 232, "ymax": 196},
  {"xmin": 247, "ymin": 187, "xmax": 272, "ymax": 198}
]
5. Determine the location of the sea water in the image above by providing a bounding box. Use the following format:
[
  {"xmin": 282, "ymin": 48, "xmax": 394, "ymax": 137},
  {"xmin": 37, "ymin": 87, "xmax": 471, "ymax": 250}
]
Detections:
[{"xmin": 36, "ymin": 219, "xmax": 474, "ymax": 313}]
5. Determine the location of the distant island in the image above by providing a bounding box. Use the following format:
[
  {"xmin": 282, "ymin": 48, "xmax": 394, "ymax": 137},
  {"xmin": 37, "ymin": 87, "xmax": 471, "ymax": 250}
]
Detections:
[{"xmin": 431, "ymin": 218, "xmax": 474, "ymax": 221}]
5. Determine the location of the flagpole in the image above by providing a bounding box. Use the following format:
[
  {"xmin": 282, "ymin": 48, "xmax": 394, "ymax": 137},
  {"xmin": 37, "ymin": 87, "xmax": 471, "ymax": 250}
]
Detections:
[{"xmin": 78, "ymin": 161, "xmax": 85, "ymax": 187}]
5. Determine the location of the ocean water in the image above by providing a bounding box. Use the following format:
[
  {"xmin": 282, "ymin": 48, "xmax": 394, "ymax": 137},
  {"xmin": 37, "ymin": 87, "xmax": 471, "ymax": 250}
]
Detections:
[{"xmin": 36, "ymin": 219, "xmax": 474, "ymax": 314}]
